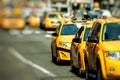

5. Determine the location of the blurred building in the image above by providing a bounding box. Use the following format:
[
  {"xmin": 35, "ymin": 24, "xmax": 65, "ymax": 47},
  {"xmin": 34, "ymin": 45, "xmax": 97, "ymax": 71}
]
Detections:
[
  {"xmin": 111, "ymin": 0, "xmax": 120, "ymax": 18},
  {"xmin": 95, "ymin": 0, "xmax": 115, "ymax": 10},
  {"xmin": 51, "ymin": 0, "xmax": 71, "ymax": 17}
]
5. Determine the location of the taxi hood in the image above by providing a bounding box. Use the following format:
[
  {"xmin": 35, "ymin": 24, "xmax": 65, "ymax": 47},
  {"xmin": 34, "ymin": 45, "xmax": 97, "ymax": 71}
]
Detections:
[
  {"xmin": 47, "ymin": 18, "xmax": 64, "ymax": 21},
  {"xmin": 101, "ymin": 41, "xmax": 120, "ymax": 51},
  {"xmin": 58, "ymin": 35, "xmax": 75, "ymax": 43}
]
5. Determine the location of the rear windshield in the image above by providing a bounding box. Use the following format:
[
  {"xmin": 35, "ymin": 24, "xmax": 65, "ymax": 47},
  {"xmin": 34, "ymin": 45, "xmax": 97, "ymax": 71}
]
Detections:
[
  {"xmin": 102, "ymin": 22, "xmax": 120, "ymax": 41},
  {"xmin": 48, "ymin": 14, "xmax": 63, "ymax": 18},
  {"xmin": 61, "ymin": 24, "xmax": 79, "ymax": 35}
]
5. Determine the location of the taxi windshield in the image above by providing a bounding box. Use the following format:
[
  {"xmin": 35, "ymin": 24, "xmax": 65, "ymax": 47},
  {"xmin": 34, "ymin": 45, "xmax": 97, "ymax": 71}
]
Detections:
[
  {"xmin": 48, "ymin": 14, "xmax": 63, "ymax": 18},
  {"xmin": 102, "ymin": 22, "xmax": 120, "ymax": 41},
  {"xmin": 61, "ymin": 24, "xmax": 79, "ymax": 35}
]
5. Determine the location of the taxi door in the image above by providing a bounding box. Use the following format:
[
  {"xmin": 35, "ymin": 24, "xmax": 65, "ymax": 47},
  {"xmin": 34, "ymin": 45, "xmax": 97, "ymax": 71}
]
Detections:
[
  {"xmin": 51, "ymin": 26, "xmax": 61, "ymax": 57},
  {"xmin": 71, "ymin": 27, "xmax": 84, "ymax": 66},
  {"xmin": 87, "ymin": 22, "xmax": 101, "ymax": 70}
]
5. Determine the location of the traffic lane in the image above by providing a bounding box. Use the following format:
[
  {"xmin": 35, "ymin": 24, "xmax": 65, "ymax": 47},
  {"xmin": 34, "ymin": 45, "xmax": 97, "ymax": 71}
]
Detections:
[
  {"xmin": 11, "ymin": 41, "xmax": 85, "ymax": 80},
  {"xmin": 0, "ymin": 26, "xmax": 85, "ymax": 80},
  {"xmin": 0, "ymin": 47, "xmax": 38, "ymax": 80},
  {"xmin": 0, "ymin": 28, "xmax": 46, "ymax": 80},
  {"xmin": 0, "ymin": 29, "xmax": 39, "ymax": 80},
  {"xmin": 0, "ymin": 28, "xmax": 56, "ymax": 79},
  {"xmin": 8, "ymin": 28, "xmax": 85, "ymax": 80}
]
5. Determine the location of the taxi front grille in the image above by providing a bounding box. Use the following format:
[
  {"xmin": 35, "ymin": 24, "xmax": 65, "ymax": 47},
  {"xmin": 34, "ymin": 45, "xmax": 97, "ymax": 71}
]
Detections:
[{"xmin": 57, "ymin": 47, "xmax": 70, "ymax": 52}]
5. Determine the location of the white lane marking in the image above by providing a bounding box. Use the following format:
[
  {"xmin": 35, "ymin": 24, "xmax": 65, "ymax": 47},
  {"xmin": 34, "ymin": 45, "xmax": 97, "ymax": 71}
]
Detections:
[
  {"xmin": 9, "ymin": 29, "xmax": 21, "ymax": 35},
  {"xmin": 8, "ymin": 48, "xmax": 56, "ymax": 77},
  {"xmin": 45, "ymin": 34, "xmax": 52, "ymax": 38},
  {"xmin": 22, "ymin": 30, "xmax": 33, "ymax": 35},
  {"xmin": 34, "ymin": 30, "xmax": 41, "ymax": 34},
  {"xmin": 45, "ymin": 31, "xmax": 54, "ymax": 38},
  {"xmin": 46, "ymin": 31, "xmax": 54, "ymax": 34}
]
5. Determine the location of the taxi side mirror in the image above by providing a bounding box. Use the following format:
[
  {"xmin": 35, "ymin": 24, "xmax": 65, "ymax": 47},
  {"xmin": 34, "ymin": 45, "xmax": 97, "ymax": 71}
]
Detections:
[
  {"xmin": 72, "ymin": 37, "xmax": 81, "ymax": 43},
  {"xmin": 51, "ymin": 32, "xmax": 58, "ymax": 36}
]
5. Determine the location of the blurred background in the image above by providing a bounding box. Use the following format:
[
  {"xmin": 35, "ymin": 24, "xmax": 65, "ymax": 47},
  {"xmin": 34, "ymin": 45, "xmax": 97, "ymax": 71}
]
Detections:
[
  {"xmin": 0, "ymin": 0, "xmax": 120, "ymax": 18},
  {"xmin": 0, "ymin": 0, "xmax": 119, "ymax": 29}
]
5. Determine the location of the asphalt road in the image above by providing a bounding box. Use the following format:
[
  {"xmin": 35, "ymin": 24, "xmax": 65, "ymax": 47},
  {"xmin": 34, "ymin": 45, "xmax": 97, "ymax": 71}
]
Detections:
[{"xmin": 0, "ymin": 25, "xmax": 85, "ymax": 80}]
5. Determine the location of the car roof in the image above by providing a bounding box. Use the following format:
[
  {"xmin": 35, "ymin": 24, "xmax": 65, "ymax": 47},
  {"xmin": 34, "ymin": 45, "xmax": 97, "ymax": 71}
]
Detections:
[
  {"xmin": 95, "ymin": 17, "xmax": 120, "ymax": 24},
  {"xmin": 62, "ymin": 22, "xmax": 77, "ymax": 25},
  {"xmin": 86, "ymin": 20, "xmax": 94, "ymax": 28},
  {"xmin": 79, "ymin": 20, "xmax": 93, "ymax": 28},
  {"xmin": 47, "ymin": 11, "xmax": 64, "ymax": 14}
]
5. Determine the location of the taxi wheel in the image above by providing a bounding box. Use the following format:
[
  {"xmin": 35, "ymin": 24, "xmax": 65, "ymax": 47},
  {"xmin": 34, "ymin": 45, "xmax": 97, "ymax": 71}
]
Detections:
[
  {"xmin": 40, "ymin": 23, "xmax": 45, "ymax": 29},
  {"xmin": 78, "ymin": 55, "xmax": 82, "ymax": 77},
  {"xmin": 55, "ymin": 53, "xmax": 60, "ymax": 64},
  {"xmin": 96, "ymin": 64, "xmax": 103, "ymax": 80},
  {"xmin": 52, "ymin": 55, "xmax": 56, "ymax": 62},
  {"xmin": 51, "ymin": 45, "xmax": 56, "ymax": 62},
  {"xmin": 85, "ymin": 59, "xmax": 91, "ymax": 80},
  {"xmin": 51, "ymin": 49, "xmax": 56, "ymax": 62},
  {"xmin": 70, "ymin": 53, "xmax": 75, "ymax": 71}
]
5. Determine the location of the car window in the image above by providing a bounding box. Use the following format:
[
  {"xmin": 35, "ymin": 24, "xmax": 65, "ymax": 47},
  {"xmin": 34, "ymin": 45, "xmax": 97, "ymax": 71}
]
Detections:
[
  {"xmin": 61, "ymin": 24, "xmax": 79, "ymax": 35},
  {"xmin": 75, "ymin": 27, "xmax": 84, "ymax": 38},
  {"xmin": 91, "ymin": 22, "xmax": 101, "ymax": 38},
  {"xmin": 102, "ymin": 22, "xmax": 120, "ymax": 41},
  {"xmin": 55, "ymin": 25, "xmax": 61, "ymax": 34},
  {"xmin": 84, "ymin": 28, "xmax": 91, "ymax": 41},
  {"xmin": 48, "ymin": 14, "xmax": 63, "ymax": 18},
  {"xmin": 60, "ymin": 7, "xmax": 68, "ymax": 13}
]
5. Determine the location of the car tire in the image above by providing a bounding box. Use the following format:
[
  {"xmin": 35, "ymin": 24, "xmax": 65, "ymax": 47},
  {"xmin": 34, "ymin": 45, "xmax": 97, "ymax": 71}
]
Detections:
[
  {"xmin": 85, "ymin": 59, "xmax": 91, "ymax": 80},
  {"xmin": 78, "ymin": 67, "xmax": 82, "ymax": 77},
  {"xmin": 51, "ymin": 46, "xmax": 56, "ymax": 62},
  {"xmin": 40, "ymin": 23, "xmax": 45, "ymax": 30},
  {"xmin": 78, "ymin": 54, "xmax": 82, "ymax": 77},
  {"xmin": 55, "ymin": 53, "xmax": 60, "ymax": 64},
  {"xmin": 96, "ymin": 65, "xmax": 103, "ymax": 80},
  {"xmin": 70, "ymin": 53, "xmax": 75, "ymax": 71},
  {"xmin": 52, "ymin": 55, "xmax": 56, "ymax": 62}
]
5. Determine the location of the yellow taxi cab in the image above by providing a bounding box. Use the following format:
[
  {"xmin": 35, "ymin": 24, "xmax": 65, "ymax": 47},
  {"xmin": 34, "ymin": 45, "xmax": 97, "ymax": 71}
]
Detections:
[
  {"xmin": 41, "ymin": 11, "xmax": 65, "ymax": 29},
  {"xmin": 84, "ymin": 17, "xmax": 120, "ymax": 80},
  {"xmin": 0, "ymin": 13, "xmax": 3, "ymax": 27},
  {"xmin": 0, "ymin": 8, "xmax": 6, "ymax": 27},
  {"xmin": 70, "ymin": 20, "xmax": 93, "ymax": 76},
  {"xmin": 51, "ymin": 22, "xmax": 82, "ymax": 64},
  {"xmin": 28, "ymin": 11, "xmax": 41, "ymax": 27},
  {"xmin": 1, "ymin": 15, "xmax": 25, "ymax": 30},
  {"xmin": 12, "ymin": 7, "xmax": 23, "ymax": 16}
]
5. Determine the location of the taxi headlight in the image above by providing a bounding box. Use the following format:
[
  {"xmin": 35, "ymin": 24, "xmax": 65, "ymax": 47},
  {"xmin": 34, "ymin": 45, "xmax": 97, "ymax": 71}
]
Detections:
[
  {"xmin": 49, "ymin": 20, "xmax": 55, "ymax": 23},
  {"xmin": 60, "ymin": 42, "xmax": 71, "ymax": 47},
  {"xmin": 51, "ymin": 21, "xmax": 54, "ymax": 23},
  {"xmin": 108, "ymin": 51, "xmax": 120, "ymax": 60}
]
